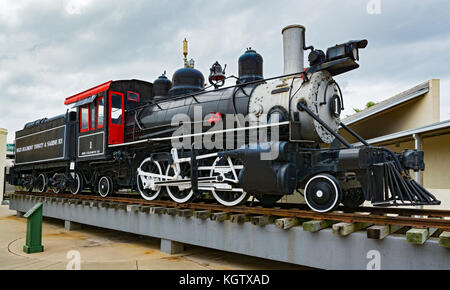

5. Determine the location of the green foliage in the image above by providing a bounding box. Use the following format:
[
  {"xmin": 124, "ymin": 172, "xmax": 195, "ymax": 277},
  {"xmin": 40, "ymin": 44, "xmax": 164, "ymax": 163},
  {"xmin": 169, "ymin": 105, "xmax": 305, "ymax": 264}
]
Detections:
[{"xmin": 353, "ymin": 101, "xmax": 377, "ymax": 114}]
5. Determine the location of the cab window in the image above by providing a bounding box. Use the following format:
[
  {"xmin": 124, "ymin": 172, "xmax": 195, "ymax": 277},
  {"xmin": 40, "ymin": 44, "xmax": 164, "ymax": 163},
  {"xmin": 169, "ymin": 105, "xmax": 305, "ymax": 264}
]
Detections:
[
  {"xmin": 110, "ymin": 94, "xmax": 123, "ymax": 125},
  {"xmin": 90, "ymin": 101, "xmax": 96, "ymax": 130},
  {"xmin": 80, "ymin": 105, "xmax": 89, "ymax": 132},
  {"xmin": 127, "ymin": 91, "xmax": 140, "ymax": 102},
  {"xmin": 97, "ymin": 97, "xmax": 104, "ymax": 128}
]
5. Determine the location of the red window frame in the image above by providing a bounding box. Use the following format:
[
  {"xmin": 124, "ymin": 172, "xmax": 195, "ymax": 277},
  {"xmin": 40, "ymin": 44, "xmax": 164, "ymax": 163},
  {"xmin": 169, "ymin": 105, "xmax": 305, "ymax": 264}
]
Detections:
[
  {"xmin": 80, "ymin": 105, "xmax": 90, "ymax": 133},
  {"xmin": 96, "ymin": 97, "xmax": 104, "ymax": 129},
  {"xmin": 108, "ymin": 91, "xmax": 125, "ymax": 145},
  {"xmin": 127, "ymin": 91, "xmax": 140, "ymax": 102}
]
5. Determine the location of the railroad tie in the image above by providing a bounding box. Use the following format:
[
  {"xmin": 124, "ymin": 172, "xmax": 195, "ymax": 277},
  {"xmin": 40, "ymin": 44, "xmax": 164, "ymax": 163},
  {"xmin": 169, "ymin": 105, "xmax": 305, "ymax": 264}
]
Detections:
[
  {"xmin": 150, "ymin": 207, "xmax": 165, "ymax": 215},
  {"xmin": 139, "ymin": 206, "xmax": 152, "ymax": 214},
  {"xmin": 126, "ymin": 205, "xmax": 141, "ymax": 213},
  {"xmin": 406, "ymin": 228, "xmax": 438, "ymax": 245},
  {"xmin": 194, "ymin": 210, "xmax": 211, "ymax": 220},
  {"xmin": 439, "ymin": 231, "xmax": 450, "ymax": 248},
  {"xmin": 211, "ymin": 212, "xmax": 230, "ymax": 222},
  {"xmin": 275, "ymin": 218, "xmax": 300, "ymax": 230},
  {"xmin": 177, "ymin": 209, "xmax": 194, "ymax": 218},
  {"xmin": 115, "ymin": 203, "xmax": 128, "ymax": 211},
  {"xmin": 68, "ymin": 199, "xmax": 81, "ymax": 206},
  {"xmin": 165, "ymin": 208, "xmax": 178, "ymax": 216},
  {"xmin": 367, "ymin": 224, "xmax": 404, "ymax": 240},
  {"xmin": 231, "ymin": 214, "xmax": 250, "ymax": 224},
  {"xmin": 332, "ymin": 222, "xmax": 372, "ymax": 236},
  {"xmin": 251, "ymin": 216, "xmax": 274, "ymax": 227},
  {"xmin": 100, "ymin": 202, "xmax": 111, "ymax": 208},
  {"xmin": 303, "ymin": 220, "xmax": 336, "ymax": 233}
]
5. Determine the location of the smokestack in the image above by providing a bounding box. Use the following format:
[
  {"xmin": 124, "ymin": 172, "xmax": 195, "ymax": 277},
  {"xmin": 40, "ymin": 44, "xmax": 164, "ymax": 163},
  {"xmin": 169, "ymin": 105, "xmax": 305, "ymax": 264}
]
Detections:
[{"xmin": 282, "ymin": 25, "xmax": 305, "ymax": 75}]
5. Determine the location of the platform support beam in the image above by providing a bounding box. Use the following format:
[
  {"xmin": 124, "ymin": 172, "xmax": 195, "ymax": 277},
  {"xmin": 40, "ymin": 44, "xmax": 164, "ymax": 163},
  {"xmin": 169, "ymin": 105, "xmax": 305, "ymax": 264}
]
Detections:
[
  {"xmin": 65, "ymin": 220, "xmax": 82, "ymax": 231},
  {"xmin": 160, "ymin": 239, "xmax": 185, "ymax": 255}
]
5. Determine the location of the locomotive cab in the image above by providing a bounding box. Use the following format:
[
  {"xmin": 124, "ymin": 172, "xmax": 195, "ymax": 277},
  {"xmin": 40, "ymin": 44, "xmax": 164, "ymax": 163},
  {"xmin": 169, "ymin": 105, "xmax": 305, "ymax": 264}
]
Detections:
[{"xmin": 64, "ymin": 79, "xmax": 153, "ymax": 161}]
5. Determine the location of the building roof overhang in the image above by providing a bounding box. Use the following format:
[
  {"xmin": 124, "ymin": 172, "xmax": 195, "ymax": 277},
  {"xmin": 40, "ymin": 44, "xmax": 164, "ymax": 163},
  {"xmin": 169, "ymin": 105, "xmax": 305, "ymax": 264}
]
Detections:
[
  {"xmin": 353, "ymin": 119, "xmax": 450, "ymax": 146},
  {"xmin": 343, "ymin": 81, "xmax": 430, "ymax": 126}
]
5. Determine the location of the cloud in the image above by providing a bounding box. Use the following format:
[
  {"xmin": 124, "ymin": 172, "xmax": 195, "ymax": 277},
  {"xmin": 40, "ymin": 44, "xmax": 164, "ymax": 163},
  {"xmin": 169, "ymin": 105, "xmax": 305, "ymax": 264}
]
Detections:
[
  {"xmin": 0, "ymin": 0, "xmax": 449, "ymax": 142},
  {"xmin": 65, "ymin": 0, "xmax": 91, "ymax": 15}
]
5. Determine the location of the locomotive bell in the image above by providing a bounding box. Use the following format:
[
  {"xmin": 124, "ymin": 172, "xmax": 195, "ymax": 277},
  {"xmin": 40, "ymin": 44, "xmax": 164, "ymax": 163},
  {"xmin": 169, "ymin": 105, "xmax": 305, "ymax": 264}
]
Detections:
[{"xmin": 209, "ymin": 61, "xmax": 226, "ymax": 88}]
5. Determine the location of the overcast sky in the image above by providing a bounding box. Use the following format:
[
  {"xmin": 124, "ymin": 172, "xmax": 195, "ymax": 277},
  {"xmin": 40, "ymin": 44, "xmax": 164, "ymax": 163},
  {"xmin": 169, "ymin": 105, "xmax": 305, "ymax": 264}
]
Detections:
[{"xmin": 1, "ymin": 0, "xmax": 449, "ymax": 142}]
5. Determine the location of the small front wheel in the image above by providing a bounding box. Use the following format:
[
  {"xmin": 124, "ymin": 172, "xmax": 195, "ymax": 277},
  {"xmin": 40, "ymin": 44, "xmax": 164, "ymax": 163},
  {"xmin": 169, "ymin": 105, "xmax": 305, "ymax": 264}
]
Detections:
[
  {"xmin": 342, "ymin": 188, "xmax": 366, "ymax": 209},
  {"xmin": 304, "ymin": 174, "xmax": 342, "ymax": 213}
]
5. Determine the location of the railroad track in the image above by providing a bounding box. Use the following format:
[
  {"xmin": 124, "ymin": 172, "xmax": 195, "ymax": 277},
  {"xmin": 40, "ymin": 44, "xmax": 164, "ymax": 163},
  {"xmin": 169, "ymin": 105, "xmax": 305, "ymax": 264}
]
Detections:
[{"xmin": 13, "ymin": 191, "xmax": 450, "ymax": 231}]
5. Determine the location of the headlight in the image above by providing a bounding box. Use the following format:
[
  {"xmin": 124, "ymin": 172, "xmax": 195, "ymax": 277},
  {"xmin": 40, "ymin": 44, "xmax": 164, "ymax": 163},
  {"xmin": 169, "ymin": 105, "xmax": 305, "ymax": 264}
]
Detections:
[
  {"xmin": 326, "ymin": 44, "xmax": 347, "ymax": 62},
  {"xmin": 326, "ymin": 40, "xmax": 368, "ymax": 62}
]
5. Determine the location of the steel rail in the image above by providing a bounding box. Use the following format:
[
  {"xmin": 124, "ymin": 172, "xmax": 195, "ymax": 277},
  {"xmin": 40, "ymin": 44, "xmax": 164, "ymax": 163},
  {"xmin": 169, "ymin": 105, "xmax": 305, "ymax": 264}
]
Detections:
[{"xmin": 14, "ymin": 191, "xmax": 450, "ymax": 231}]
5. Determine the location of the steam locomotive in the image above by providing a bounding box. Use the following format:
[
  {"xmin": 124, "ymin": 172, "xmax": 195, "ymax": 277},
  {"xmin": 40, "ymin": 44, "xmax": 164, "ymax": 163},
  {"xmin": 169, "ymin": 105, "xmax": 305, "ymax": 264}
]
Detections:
[{"xmin": 9, "ymin": 25, "xmax": 440, "ymax": 212}]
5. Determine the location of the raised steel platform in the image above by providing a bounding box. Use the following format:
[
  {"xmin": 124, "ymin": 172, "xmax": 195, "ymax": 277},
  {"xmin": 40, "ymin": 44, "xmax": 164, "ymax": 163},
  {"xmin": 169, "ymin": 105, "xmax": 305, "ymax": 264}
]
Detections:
[{"xmin": 9, "ymin": 194, "xmax": 450, "ymax": 270}]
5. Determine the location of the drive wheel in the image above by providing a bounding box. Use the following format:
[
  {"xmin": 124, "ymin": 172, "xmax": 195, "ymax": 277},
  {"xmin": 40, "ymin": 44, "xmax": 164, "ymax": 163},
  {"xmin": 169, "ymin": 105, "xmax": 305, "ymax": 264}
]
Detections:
[
  {"xmin": 137, "ymin": 159, "xmax": 163, "ymax": 201},
  {"xmin": 305, "ymin": 174, "xmax": 342, "ymax": 213},
  {"xmin": 36, "ymin": 174, "xmax": 48, "ymax": 193},
  {"xmin": 210, "ymin": 157, "xmax": 248, "ymax": 207},
  {"xmin": 51, "ymin": 173, "xmax": 64, "ymax": 194},
  {"xmin": 166, "ymin": 162, "xmax": 194, "ymax": 204},
  {"xmin": 98, "ymin": 176, "xmax": 113, "ymax": 198},
  {"xmin": 70, "ymin": 172, "xmax": 84, "ymax": 195}
]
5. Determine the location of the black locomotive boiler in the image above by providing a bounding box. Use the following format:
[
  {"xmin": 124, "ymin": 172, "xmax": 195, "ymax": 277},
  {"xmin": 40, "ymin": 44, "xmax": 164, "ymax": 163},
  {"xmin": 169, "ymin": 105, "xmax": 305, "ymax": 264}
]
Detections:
[{"xmin": 9, "ymin": 25, "xmax": 440, "ymax": 212}]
